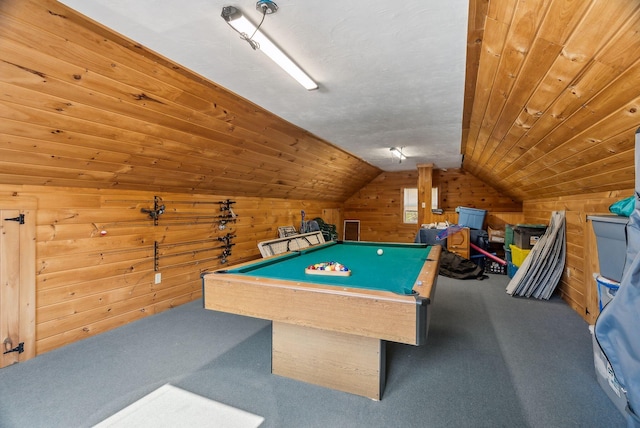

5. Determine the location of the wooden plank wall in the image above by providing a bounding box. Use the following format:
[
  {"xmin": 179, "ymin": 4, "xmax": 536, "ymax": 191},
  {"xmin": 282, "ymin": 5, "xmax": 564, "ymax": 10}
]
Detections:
[
  {"xmin": 344, "ymin": 169, "xmax": 523, "ymax": 242},
  {"xmin": 432, "ymin": 168, "xmax": 523, "ymax": 230},
  {"xmin": 436, "ymin": 169, "xmax": 522, "ymax": 212},
  {"xmin": 524, "ymin": 189, "xmax": 635, "ymax": 324},
  {"xmin": 0, "ymin": 184, "xmax": 339, "ymax": 355},
  {"xmin": 344, "ymin": 171, "xmax": 420, "ymax": 243},
  {"xmin": 0, "ymin": 0, "xmax": 380, "ymax": 201}
]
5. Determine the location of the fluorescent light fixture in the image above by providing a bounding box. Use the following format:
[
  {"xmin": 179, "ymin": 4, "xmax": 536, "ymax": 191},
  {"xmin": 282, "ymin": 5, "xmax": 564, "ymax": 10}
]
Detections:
[
  {"xmin": 221, "ymin": 6, "xmax": 318, "ymax": 90},
  {"xmin": 390, "ymin": 147, "xmax": 407, "ymax": 161}
]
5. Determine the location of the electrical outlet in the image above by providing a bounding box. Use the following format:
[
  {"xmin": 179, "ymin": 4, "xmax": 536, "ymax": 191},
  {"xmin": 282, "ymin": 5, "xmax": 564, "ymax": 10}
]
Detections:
[{"xmin": 154, "ymin": 272, "xmax": 162, "ymax": 284}]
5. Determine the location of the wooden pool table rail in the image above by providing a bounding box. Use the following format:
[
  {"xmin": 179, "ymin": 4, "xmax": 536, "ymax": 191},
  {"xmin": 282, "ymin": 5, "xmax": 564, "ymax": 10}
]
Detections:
[{"xmin": 203, "ymin": 244, "xmax": 441, "ymax": 346}]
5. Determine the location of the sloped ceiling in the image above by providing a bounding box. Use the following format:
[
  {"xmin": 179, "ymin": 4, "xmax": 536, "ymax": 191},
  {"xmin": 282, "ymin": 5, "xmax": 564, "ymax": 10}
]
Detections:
[
  {"xmin": 58, "ymin": 0, "xmax": 470, "ymax": 173},
  {"xmin": 1, "ymin": 0, "xmax": 638, "ymax": 203},
  {"xmin": 462, "ymin": 0, "xmax": 639, "ymax": 201},
  {"xmin": 1, "ymin": 0, "xmax": 383, "ymax": 201}
]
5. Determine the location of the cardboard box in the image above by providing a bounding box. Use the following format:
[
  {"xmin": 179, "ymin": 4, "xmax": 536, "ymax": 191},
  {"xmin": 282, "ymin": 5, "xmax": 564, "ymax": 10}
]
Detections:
[{"xmin": 488, "ymin": 225, "xmax": 505, "ymax": 243}]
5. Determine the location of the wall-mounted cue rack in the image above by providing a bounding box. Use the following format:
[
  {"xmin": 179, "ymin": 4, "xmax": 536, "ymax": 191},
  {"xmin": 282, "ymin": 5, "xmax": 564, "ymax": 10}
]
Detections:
[
  {"xmin": 153, "ymin": 235, "xmax": 236, "ymax": 271},
  {"xmin": 217, "ymin": 199, "xmax": 237, "ymax": 230},
  {"xmin": 216, "ymin": 233, "xmax": 236, "ymax": 264},
  {"xmin": 140, "ymin": 195, "xmax": 166, "ymax": 226},
  {"xmin": 144, "ymin": 197, "xmax": 238, "ymax": 270},
  {"xmin": 141, "ymin": 197, "xmax": 237, "ymax": 229}
]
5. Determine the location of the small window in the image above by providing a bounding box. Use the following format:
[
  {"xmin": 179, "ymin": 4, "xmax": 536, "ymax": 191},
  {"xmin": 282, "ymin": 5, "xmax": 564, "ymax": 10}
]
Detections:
[
  {"xmin": 403, "ymin": 188, "xmax": 418, "ymax": 224},
  {"xmin": 431, "ymin": 186, "xmax": 439, "ymax": 210}
]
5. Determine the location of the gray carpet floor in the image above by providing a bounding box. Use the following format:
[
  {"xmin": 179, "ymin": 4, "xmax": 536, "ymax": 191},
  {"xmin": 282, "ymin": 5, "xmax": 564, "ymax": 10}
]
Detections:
[{"xmin": 0, "ymin": 273, "xmax": 626, "ymax": 427}]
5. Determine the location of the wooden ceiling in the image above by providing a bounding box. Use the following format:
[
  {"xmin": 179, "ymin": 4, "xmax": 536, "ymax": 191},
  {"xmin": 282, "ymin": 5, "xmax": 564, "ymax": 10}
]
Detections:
[
  {"xmin": 462, "ymin": 0, "xmax": 640, "ymax": 201},
  {"xmin": 0, "ymin": 0, "xmax": 381, "ymax": 202},
  {"xmin": 1, "ymin": 0, "xmax": 638, "ymax": 203}
]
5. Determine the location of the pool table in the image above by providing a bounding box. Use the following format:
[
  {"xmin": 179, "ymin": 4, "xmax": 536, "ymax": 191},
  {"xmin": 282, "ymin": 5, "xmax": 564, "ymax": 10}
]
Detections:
[{"xmin": 202, "ymin": 240, "xmax": 441, "ymax": 400}]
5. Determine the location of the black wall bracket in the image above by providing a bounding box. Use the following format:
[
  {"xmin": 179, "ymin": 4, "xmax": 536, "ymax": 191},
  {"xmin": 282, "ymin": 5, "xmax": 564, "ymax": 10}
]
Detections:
[
  {"xmin": 141, "ymin": 196, "xmax": 165, "ymax": 226},
  {"xmin": 4, "ymin": 214, "xmax": 25, "ymax": 224},
  {"xmin": 3, "ymin": 342, "xmax": 24, "ymax": 355}
]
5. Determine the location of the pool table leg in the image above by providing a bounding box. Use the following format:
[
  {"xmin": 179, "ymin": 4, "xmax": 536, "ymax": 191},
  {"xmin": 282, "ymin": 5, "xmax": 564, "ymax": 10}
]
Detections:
[{"xmin": 271, "ymin": 322, "xmax": 386, "ymax": 400}]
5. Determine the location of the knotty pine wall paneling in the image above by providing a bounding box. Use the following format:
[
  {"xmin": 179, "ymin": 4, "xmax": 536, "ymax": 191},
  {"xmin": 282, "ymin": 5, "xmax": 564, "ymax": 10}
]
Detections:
[
  {"xmin": 344, "ymin": 170, "xmax": 523, "ymax": 243},
  {"xmin": 1, "ymin": 184, "xmax": 339, "ymax": 355},
  {"xmin": 523, "ymin": 189, "xmax": 635, "ymax": 324},
  {"xmin": 344, "ymin": 172, "xmax": 420, "ymax": 243},
  {"xmin": 430, "ymin": 169, "xmax": 524, "ymax": 229},
  {"xmin": 437, "ymin": 169, "xmax": 522, "ymax": 213}
]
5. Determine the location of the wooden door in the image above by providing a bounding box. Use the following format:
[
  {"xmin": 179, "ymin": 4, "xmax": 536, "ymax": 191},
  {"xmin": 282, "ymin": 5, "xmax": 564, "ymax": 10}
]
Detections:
[
  {"xmin": 0, "ymin": 200, "xmax": 36, "ymax": 368},
  {"xmin": 344, "ymin": 220, "xmax": 360, "ymax": 241}
]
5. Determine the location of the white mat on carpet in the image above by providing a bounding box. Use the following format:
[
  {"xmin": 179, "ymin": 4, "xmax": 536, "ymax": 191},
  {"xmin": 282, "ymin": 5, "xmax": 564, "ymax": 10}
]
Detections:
[{"xmin": 94, "ymin": 384, "xmax": 264, "ymax": 428}]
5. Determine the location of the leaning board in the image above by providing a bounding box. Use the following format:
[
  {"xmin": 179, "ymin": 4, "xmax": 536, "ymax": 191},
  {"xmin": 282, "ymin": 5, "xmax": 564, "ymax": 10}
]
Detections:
[{"xmin": 258, "ymin": 231, "xmax": 325, "ymax": 257}]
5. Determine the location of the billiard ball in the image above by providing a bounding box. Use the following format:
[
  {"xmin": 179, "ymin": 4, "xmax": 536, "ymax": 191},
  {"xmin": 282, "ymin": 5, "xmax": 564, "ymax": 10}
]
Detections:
[{"xmin": 377, "ymin": 249, "xmax": 383, "ymax": 255}]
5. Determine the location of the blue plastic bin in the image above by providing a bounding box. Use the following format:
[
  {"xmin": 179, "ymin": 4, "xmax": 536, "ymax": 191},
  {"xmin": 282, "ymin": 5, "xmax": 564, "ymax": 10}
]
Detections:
[
  {"xmin": 507, "ymin": 262, "xmax": 518, "ymax": 278},
  {"xmin": 456, "ymin": 207, "xmax": 487, "ymax": 230}
]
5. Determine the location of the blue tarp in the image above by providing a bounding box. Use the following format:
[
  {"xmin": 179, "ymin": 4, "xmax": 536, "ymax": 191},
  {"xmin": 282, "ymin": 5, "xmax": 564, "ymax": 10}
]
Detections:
[{"xmin": 595, "ymin": 127, "xmax": 640, "ymax": 427}]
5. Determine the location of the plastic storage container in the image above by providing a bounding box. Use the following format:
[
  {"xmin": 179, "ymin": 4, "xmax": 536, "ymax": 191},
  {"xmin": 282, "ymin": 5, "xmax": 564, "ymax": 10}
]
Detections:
[
  {"xmin": 513, "ymin": 225, "xmax": 547, "ymax": 249},
  {"xmin": 588, "ymin": 215, "xmax": 629, "ymax": 282},
  {"xmin": 507, "ymin": 262, "xmax": 518, "ymax": 278},
  {"xmin": 504, "ymin": 224, "xmax": 515, "ymax": 248},
  {"xmin": 487, "ymin": 261, "xmax": 506, "ymax": 274},
  {"xmin": 414, "ymin": 228, "xmax": 447, "ymax": 247},
  {"xmin": 595, "ymin": 275, "xmax": 620, "ymax": 311},
  {"xmin": 456, "ymin": 207, "xmax": 487, "ymax": 230},
  {"xmin": 509, "ymin": 244, "xmax": 530, "ymax": 267}
]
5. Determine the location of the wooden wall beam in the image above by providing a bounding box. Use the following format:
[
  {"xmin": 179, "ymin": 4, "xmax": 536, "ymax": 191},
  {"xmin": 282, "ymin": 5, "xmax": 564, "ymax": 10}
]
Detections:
[{"xmin": 417, "ymin": 164, "xmax": 434, "ymax": 227}]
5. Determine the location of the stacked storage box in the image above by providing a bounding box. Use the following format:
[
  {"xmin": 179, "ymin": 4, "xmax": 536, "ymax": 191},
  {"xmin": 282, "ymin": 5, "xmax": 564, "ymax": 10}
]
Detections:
[
  {"xmin": 509, "ymin": 245, "xmax": 530, "ymax": 267},
  {"xmin": 455, "ymin": 207, "xmax": 492, "ymax": 271},
  {"xmin": 504, "ymin": 245, "xmax": 517, "ymax": 278},
  {"xmin": 588, "ymin": 215, "xmax": 627, "ymax": 312},
  {"xmin": 587, "ymin": 215, "xmax": 629, "ymax": 417},
  {"xmin": 513, "ymin": 224, "xmax": 547, "ymax": 249},
  {"xmin": 506, "ymin": 224, "xmax": 547, "ymax": 278},
  {"xmin": 588, "ymin": 215, "xmax": 628, "ymax": 283},
  {"xmin": 456, "ymin": 207, "xmax": 487, "ymax": 229},
  {"xmin": 504, "ymin": 225, "xmax": 515, "ymax": 277}
]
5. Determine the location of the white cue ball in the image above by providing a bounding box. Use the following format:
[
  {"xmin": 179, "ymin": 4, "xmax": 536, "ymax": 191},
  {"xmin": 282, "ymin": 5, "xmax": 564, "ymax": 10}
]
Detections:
[{"xmin": 377, "ymin": 249, "xmax": 383, "ymax": 255}]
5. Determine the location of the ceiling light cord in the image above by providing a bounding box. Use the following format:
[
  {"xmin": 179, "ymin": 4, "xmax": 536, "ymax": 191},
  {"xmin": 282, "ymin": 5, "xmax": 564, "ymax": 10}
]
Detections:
[{"xmin": 236, "ymin": 7, "xmax": 267, "ymax": 50}]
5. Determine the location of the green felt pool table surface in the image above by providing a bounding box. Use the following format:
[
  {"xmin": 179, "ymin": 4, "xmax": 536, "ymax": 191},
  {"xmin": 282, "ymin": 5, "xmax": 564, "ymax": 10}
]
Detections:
[{"xmin": 222, "ymin": 241, "xmax": 433, "ymax": 295}]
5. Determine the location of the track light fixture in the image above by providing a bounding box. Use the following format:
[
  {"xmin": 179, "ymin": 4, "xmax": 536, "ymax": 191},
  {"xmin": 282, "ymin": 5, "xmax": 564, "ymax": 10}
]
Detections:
[{"xmin": 221, "ymin": 2, "xmax": 318, "ymax": 90}]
